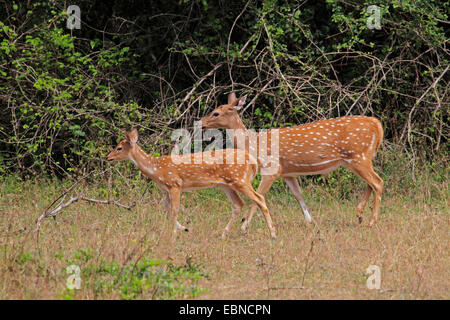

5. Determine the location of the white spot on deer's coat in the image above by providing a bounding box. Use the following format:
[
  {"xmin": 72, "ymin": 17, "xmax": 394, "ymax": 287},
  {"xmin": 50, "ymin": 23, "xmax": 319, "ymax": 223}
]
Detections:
[{"xmin": 369, "ymin": 133, "xmax": 376, "ymax": 151}]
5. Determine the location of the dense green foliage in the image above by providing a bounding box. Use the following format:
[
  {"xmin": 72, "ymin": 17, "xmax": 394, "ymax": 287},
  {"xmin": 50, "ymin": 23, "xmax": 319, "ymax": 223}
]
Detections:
[{"xmin": 0, "ymin": 0, "xmax": 448, "ymax": 176}]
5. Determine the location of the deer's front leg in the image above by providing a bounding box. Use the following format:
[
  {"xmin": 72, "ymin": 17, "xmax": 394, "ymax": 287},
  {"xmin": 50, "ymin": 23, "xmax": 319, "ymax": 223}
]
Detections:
[
  {"xmin": 283, "ymin": 177, "xmax": 312, "ymax": 223},
  {"xmin": 168, "ymin": 187, "xmax": 181, "ymax": 244},
  {"xmin": 162, "ymin": 191, "xmax": 188, "ymax": 231}
]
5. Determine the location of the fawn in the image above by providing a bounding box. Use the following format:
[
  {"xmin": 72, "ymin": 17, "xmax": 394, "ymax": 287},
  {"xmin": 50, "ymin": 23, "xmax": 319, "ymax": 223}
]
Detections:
[{"xmin": 107, "ymin": 129, "xmax": 276, "ymax": 243}]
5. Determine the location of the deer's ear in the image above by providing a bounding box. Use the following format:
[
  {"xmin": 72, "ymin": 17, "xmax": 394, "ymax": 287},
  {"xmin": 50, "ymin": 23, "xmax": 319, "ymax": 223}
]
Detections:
[
  {"xmin": 227, "ymin": 92, "xmax": 237, "ymax": 105},
  {"xmin": 235, "ymin": 95, "xmax": 247, "ymax": 110},
  {"xmin": 125, "ymin": 128, "xmax": 138, "ymax": 147}
]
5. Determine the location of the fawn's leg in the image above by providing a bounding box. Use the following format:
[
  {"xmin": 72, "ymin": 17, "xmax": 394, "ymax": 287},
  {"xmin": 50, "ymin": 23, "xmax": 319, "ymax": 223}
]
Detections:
[
  {"xmin": 162, "ymin": 192, "xmax": 188, "ymax": 231},
  {"xmin": 218, "ymin": 185, "xmax": 244, "ymax": 239},
  {"xmin": 235, "ymin": 183, "xmax": 276, "ymax": 239},
  {"xmin": 241, "ymin": 174, "xmax": 278, "ymax": 232},
  {"xmin": 283, "ymin": 177, "xmax": 312, "ymax": 223}
]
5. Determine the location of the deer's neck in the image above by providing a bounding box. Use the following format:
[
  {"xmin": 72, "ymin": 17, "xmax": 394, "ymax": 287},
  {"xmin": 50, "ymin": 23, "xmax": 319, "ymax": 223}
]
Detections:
[
  {"xmin": 225, "ymin": 116, "xmax": 251, "ymax": 152},
  {"xmin": 231, "ymin": 116, "xmax": 248, "ymax": 132},
  {"xmin": 129, "ymin": 145, "xmax": 157, "ymax": 176}
]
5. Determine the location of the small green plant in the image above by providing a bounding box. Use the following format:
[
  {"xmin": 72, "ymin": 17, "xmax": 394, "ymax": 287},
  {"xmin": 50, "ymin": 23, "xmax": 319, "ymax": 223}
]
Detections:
[
  {"xmin": 69, "ymin": 254, "xmax": 208, "ymax": 300},
  {"xmin": 59, "ymin": 288, "xmax": 76, "ymax": 300},
  {"xmin": 102, "ymin": 258, "xmax": 207, "ymax": 299},
  {"xmin": 16, "ymin": 252, "xmax": 34, "ymax": 265}
]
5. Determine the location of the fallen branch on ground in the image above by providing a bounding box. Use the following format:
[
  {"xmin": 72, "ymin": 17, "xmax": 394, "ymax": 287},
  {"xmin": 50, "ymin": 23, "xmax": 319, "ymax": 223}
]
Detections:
[
  {"xmin": 33, "ymin": 168, "xmax": 148, "ymax": 239},
  {"xmin": 1, "ymin": 168, "xmax": 148, "ymax": 240}
]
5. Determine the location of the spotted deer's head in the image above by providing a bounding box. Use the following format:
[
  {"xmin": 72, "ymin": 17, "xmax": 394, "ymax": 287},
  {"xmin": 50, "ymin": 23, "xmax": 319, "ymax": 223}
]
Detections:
[
  {"xmin": 107, "ymin": 129, "xmax": 138, "ymax": 161},
  {"xmin": 200, "ymin": 92, "xmax": 247, "ymax": 129}
]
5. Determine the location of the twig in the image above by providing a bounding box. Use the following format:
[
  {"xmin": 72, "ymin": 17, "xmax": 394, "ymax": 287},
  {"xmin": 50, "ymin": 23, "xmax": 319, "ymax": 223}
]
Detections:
[
  {"xmin": 80, "ymin": 196, "xmax": 136, "ymax": 210},
  {"xmin": 176, "ymin": 62, "xmax": 225, "ymax": 121},
  {"xmin": 268, "ymin": 286, "xmax": 305, "ymax": 290},
  {"xmin": 40, "ymin": 168, "xmax": 112, "ymax": 219},
  {"xmin": 407, "ymin": 65, "xmax": 449, "ymax": 180},
  {"xmin": 301, "ymin": 229, "xmax": 320, "ymax": 287}
]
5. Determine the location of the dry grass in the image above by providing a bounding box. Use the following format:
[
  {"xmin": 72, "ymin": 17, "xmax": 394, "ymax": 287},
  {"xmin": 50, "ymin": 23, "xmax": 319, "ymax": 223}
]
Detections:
[{"xmin": 0, "ymin": 169, "xmax": 448, "ymax": 299}]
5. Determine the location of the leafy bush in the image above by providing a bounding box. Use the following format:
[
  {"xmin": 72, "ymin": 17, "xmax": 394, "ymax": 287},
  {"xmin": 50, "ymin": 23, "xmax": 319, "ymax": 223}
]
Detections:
[
  {"xmin": 0, "ymin": 6, "xmax": 152, "ymax": 176},
  {"xmin": 0, "ymin": 1, "xmax": 448, "ymax": 177}
]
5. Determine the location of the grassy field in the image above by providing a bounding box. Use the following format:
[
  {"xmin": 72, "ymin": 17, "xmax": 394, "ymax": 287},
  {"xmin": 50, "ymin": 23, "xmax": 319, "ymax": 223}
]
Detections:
[{"xmin": 0, "ymin": 162, "xmax": 448, "ymax": 299}]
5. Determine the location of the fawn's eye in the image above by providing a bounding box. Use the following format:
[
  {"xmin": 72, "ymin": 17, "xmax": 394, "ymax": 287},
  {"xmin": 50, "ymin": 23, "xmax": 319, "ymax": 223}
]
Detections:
[
  {"xmin": 213, "ymin": 112, "xmax": 220, "ymax": 117},
  {"xmin": 117, "ymin": 147, "xmax": 122, "ymax": 151}
]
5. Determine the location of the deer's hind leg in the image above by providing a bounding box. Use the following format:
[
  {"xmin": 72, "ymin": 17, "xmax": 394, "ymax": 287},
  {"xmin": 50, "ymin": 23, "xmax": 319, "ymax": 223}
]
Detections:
[
  {"xmin": 356, "ymin": 185, "xmax": 372, "ymax": 224},
  {"xmin": 241, "ymin": 174, "xmax": 278, "ymax": 232},
  {"xmin": 345, "ymin": 161, "xmax": 383, "ymax": 226},
  {"xmin": 218, "ymin": 185, "xmax": 244, "ymax": 239},
  {"xmin": 234, "ymin": 183, "xmax": 276, "ymax": 239}
]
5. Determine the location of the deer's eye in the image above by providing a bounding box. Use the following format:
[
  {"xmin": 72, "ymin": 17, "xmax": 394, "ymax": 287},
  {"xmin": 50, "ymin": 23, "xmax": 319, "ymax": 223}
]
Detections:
[
  {"xmin": 212, "ymin": 112, "xmax": 220, "ymax": 117},
  {"xmin": 117, "ymin": 147, "xmax": 122, "ymax": 151}
]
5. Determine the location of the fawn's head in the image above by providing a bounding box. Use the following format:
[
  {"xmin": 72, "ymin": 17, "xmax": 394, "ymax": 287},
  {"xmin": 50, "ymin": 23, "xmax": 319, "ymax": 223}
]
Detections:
[
  {"xmin": 200, "ymin": 92, "xmax": 247, "ymax": 129},
  {"xmin": 107, "ymin": 129, "xmax": 138, "ymax": 161}
]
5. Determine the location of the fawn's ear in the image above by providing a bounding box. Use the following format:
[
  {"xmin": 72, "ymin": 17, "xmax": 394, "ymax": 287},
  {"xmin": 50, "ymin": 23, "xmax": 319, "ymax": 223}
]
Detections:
[
  {"xmin": 125, "ymin": 128, "xmax": 138, "ymax": 147},
  {"xmin": 234, "ymin": 95, "xmax": 247, "ymax": 110},
  {"xmin": 227, "ymin": 92, "xmax": 237, "ymax": 105}
]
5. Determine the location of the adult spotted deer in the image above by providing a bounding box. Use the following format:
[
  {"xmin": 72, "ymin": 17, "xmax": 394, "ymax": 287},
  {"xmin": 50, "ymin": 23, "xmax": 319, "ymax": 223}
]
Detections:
[
  {"xmin": 107, "ymin": 129, "xmax": 276, "ymax": 243},
  {"xmin": 200, "ymin": 92, "xmax": 384, "ymax": 228}
]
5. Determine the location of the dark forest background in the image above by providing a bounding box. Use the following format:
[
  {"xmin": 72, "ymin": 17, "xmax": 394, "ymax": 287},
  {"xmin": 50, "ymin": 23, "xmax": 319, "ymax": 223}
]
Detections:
[{"xmin": 0, "ymin": 0, "xmax": 448, "ymax": 178}]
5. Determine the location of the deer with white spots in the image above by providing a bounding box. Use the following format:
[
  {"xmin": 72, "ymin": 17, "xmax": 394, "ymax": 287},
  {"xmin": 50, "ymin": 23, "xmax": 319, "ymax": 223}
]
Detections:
[
  {"xmin": 107, "ymin": 129, "xmax": 276, "ymax": 243},
  {"xmin": 200, "ymin": 92, "xmax": 384, "ymax": 228}
]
